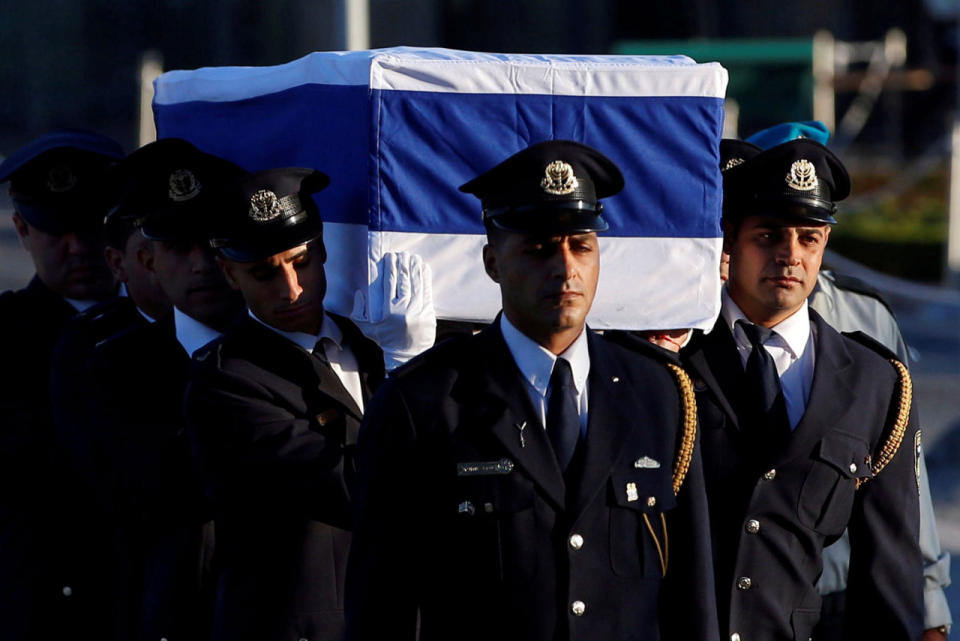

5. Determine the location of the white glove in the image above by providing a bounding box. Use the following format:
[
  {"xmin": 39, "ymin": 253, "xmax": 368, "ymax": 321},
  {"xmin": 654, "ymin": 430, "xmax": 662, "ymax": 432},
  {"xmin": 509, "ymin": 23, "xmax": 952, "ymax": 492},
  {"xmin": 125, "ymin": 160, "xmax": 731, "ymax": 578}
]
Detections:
[{"xmin": 350, "ymin": 251, "xmax": 436, "ymax": 371}]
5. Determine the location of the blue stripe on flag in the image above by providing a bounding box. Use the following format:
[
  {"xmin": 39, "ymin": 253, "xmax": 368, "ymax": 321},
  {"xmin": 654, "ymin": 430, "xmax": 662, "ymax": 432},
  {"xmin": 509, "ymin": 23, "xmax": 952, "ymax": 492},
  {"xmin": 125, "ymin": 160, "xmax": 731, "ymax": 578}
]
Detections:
[
  {"xmin": 372, "ymin": 91, "xmax": 724, "ymax": 238},
  {"xmin": 154, "ymin": 84, "xmax": 370, "ymax": 225}
]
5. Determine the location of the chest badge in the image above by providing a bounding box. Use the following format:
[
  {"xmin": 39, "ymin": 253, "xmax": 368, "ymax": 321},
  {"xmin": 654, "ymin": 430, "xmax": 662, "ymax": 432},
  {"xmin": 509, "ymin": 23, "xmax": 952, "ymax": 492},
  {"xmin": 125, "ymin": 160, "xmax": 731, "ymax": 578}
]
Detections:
[
  {"xmin": 626, "ymin": 482, "xmax": 639, "ymax": 502},
  {"xmin": 633, "ymin": 456, "xmax": 661, "ymax": 469}
]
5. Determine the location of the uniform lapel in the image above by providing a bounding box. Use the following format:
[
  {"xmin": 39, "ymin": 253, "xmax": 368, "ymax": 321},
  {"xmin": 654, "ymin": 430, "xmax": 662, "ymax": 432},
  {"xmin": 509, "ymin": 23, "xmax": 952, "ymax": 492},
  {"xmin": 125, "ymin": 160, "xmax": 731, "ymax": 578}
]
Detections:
[
  {"xmin": 457, "ymin": 325, "xmax": 567, "ymax": 510},
  {"xmin": 328, "ymin": 312, "xmax": 385, "ymax": 406},
  {"xmin": 777, "ymin": 310, "xmax": 857, "ymax": 461},
  {"xmin": 232, "ymin": 317, "xmax": 365, "ymax": 421},
  {"xmin": 571, "ymin": 332, "xmax": 634, "ymax": 513},
  {"xmin": 684, "ymin": 319, "xmax": 744, "ymax": 431}
]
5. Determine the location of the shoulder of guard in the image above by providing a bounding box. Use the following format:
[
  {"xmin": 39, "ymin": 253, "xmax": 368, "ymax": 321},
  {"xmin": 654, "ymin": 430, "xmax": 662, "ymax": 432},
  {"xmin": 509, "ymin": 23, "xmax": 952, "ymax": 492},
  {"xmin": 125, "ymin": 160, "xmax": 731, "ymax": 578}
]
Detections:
[
  {"xmin": 841, "ymin": 329, "xmax": 901, "ymax": 364},
  {"xmin": 601, "ymin": 330, "xmax": 683, "ymax": 367},
  {"xmin": 824, "ymin": 271, "xmax": 896, "ymax": 316},
  {"xmin": 845, "ymin": 332, "xmax": 913, "ymax": 488},
  {"xmin": 388, "ymin": 333, "xmax": 472, "ymax": 380}
]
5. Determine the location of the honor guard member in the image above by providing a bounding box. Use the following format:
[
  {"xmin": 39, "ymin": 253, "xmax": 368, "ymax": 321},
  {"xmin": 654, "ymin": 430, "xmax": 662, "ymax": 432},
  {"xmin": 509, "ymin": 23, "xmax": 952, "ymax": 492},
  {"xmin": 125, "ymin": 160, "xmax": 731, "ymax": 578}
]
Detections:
[
  {"xmin": 49, "ymin": 202, "xmax": 172, "ymax": 641},
  {"xmin": 684, "ymin": 138, "xmax": 923, "ymax": 640},
  {"xmin": 729, "ymin": 122, "xmax": 951, "ymax": 641},
  {"xmin": 0, "ymin": 129, "xmax": 122, "ymax": 641},
  {"xmin": 185, "ymin": 167, "xmax": 434, "ymax": 641},
  {"xmin": 84, "ymin": 138, "xmax": 247, "ymax": 641},
  {"xmin": 346, "ymin": 140, "xmax": 719, "ymax": 641}
]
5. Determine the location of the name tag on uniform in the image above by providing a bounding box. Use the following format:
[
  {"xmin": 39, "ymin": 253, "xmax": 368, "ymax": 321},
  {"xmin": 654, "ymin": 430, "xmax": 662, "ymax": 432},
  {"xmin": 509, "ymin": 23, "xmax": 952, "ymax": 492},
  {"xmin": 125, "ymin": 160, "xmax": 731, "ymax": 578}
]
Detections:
[{"xmin": 457, "ymin": 458, "xmax": 515, "ymax": 476}]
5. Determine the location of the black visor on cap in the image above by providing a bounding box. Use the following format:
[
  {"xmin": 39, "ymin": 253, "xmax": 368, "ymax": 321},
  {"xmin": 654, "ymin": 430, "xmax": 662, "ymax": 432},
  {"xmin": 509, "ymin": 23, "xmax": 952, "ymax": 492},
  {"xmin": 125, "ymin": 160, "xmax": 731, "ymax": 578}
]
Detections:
[{"xmin": 487, "ymin": 206, "xmax": 609, "ymax": 235}]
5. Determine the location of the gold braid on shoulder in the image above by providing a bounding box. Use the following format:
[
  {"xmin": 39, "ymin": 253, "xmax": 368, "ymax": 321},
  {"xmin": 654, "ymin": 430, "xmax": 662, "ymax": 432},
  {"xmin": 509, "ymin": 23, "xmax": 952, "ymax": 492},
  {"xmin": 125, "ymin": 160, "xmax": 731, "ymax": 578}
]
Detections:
[
  {"xmin": 666, "ymin": 363, "xmax": 697, "ymax": 496},
  {"xmin": 856, "ymin": 358, "xmax": 912, "ymax": 490}
]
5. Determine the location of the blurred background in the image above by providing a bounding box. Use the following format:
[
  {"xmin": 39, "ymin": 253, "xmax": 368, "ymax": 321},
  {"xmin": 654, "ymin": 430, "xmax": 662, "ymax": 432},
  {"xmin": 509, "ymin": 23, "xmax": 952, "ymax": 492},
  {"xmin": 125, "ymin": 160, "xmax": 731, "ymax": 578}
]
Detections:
[{"xmin": 2, "ymin": 0, "xmax": 959, "ymax": 615}]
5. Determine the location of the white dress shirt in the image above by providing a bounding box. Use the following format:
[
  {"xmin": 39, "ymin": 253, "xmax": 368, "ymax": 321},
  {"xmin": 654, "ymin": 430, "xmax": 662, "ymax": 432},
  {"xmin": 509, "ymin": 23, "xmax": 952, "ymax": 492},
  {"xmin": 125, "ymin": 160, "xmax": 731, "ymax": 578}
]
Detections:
[
  {"xmin": 721, "ymin": 287, "xmax": 816, "ymax": 429},
  {"xmin": 249, "ymin": 310, "xmax": 365, "ymax": 412},
  {"xmin": 499, "ymin": 314, "xmax": 590, "ymax": 437},
  {"xmin": 174, "ymin": 307, "xmax": 223, "ymax": 358}
]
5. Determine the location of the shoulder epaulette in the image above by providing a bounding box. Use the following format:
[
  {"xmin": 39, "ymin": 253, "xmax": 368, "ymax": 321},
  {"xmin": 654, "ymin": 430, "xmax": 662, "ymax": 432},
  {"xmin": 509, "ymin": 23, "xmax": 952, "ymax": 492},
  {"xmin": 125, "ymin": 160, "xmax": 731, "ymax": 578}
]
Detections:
[
  {"xmin": 828, "ymin": 272, "xmax": 897, "ymax": 317},
  {"xmin": 664, "ymin": 362, "xmax": 697, "ymax": 495},
  {"xmin": 843, "ymin": 331, "xmax": 913, "ymax": 488}
]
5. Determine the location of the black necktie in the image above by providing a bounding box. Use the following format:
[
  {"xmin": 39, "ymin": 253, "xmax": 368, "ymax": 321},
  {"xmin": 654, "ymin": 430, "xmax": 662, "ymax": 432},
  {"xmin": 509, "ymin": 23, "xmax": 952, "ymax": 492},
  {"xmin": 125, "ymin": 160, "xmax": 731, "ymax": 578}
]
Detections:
[
  {"xmin": 738, "ymin": 320, "xmax": 790, "ymax": 438},
  {"xmin": 547, "ymin": 358, "xmax": 580, "ymax": 473}
]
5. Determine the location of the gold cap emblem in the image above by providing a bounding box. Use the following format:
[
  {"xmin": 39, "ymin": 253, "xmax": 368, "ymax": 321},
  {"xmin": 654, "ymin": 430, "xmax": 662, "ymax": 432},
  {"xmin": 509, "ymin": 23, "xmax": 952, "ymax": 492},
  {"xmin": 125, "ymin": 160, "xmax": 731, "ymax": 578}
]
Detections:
[
  {"xmin": 168, "ymin": 169, "xmax": 202, "ymax": 202},
  {"xmin": 46, "ymin": 164, "xmax": 77, "ymax": 193},
  {"xmin": 721, "ymin": 157, "xmax": 745, "ymax": 172},
  {"xmin": 248, "ymin": 189, "xmax": 284, "ymax": 222},
  {"xmin": 541, "ymin": 160, "xmax": 579, "ymax": 195},
  {"xmin": 785, "ymin": 159, "xmax": 818, "ymax": 191}
]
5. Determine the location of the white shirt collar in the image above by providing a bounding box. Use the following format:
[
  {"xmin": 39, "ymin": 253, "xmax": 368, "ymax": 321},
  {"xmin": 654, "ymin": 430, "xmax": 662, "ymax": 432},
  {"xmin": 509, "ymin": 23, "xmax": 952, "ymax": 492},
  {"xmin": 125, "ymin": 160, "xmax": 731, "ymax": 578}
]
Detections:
[
  {"xmin": 64, "ymin": 297, "xmax": 99, "ymax": 312},
  {"xmin": 247, "ymin": 308, "xmax": 341, "ymax": 354},
  {"xmin": 174, "ymin": 307, "xmax": 223, "ymax": 357},
  {"xmin": 500, "ymin": 314, "xmax": 590, "ymax": 398},
  {"xmin": 721, "ymin": 286, "xmax": 811, "ymax": 359}
]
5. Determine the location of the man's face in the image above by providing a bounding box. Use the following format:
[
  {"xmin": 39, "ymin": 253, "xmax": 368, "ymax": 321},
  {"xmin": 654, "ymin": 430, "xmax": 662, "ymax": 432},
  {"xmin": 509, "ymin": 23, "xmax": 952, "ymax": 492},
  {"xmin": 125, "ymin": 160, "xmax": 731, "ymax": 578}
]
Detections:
[
  {"xmin": 483, "ymin": 230, "xmax": 599, "ymax": 352},
  {"xmin": 13, "ymin": 212, "xmax": 115, "ymax": 300},
  {"xmin": 725, "ymin": 215, "xmax": 830, "ymax": 327},
  {"xmin": 220, "ymin": 241, "xmax": 327, "ymax": 335},
  {"xmin": 139, "ymin": 236, "xmax": 242, "ymax": 329},
  {"xmin": 104, "ymin": 231, "xmax": 170, "ymax": 320}
]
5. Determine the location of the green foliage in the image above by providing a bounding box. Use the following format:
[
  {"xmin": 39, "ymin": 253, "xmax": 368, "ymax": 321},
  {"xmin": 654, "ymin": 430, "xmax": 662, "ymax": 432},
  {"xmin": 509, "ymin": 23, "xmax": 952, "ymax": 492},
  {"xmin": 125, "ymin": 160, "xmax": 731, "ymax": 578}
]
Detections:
[{"xmin": 828, "ymin": 166, "xmax": 948, "ymax": 281}]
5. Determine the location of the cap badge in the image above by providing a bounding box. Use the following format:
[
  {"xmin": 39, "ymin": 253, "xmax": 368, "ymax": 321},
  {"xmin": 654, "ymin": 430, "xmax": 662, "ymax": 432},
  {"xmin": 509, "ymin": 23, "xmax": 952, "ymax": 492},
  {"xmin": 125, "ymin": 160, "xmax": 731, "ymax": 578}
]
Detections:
[
  {"xmin": 785, "ymin": 159, "xmax": 818, "ymax": 192},
  {"xmin": 721, "ymin": 157, "xmax": 745, "ymax": 172},
  {"xmin": 541, "ymin": 160, "xmax": 579, "ymax": 196},
  {"xmin": 46, "ymin": 165, "xmax": 77, "ymax": 193},
  {"xmin": 168, "ymin": 169, "xmax": 202, "ymax": 202},
  {"xmin": 249, "ymin": 189, "xmax": 284, "ymax": 222}
]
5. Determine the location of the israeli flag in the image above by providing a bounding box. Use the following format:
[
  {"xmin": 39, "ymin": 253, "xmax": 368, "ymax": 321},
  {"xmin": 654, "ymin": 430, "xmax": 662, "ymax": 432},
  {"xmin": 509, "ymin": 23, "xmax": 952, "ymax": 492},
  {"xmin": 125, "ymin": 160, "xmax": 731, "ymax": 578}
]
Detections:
[{"xmin": 154, "ymin": 47, "xmax": 727, "ymax": 330}]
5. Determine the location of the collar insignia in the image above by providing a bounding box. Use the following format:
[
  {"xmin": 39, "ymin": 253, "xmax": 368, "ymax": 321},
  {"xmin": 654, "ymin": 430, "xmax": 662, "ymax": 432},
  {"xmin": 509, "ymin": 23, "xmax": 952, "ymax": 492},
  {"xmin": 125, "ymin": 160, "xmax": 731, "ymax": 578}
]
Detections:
[
  {"xmin": 168, "ymin": 169, "xmax": 202, "ymax": 202},
  {"xmin": 541, "ymin": 160, "xmax": 579, "ymax": 195},
  {"xmin": 626, "ymin": 482, "xmax": 639, "ymax": 502},
  {"xmin": 46, "ymin": 164, "xmax": 77, "ymax": 193},
  {"xmin": 785, "ymin": 159, "xmax": 818, "ymax": 191},
  {"xmin": 633, "ymin": 456, "xmax": 661, "ymax": 469}
]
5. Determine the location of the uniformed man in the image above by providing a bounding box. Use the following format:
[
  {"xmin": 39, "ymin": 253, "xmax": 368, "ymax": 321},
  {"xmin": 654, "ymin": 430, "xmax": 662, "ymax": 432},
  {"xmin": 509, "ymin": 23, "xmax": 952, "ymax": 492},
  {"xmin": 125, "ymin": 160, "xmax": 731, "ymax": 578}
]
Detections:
[
  {"xmin": 684, "ymin": 137, "xmax": 923, "ymax": 640},
  {"xmin": 184, "ymin": 167, "xmax": 434, "ymax": 641},
  {"xmin": 346, "ymin": 140, "xmax": 719, "ymax": 641},
  {"xmin": 0, "ymin": 129, "xmax": 123, "ymax": 640},
  {"xmin": 48, "ymin": 202, "xmax": 173, "ymax": 641},
  {"xmin": 83, "ymin": 137, "xmax": 247, "ymax": 641},
  {"xmin": 725, "ymin": 124, "xmax": 951, "ymax": 641}
]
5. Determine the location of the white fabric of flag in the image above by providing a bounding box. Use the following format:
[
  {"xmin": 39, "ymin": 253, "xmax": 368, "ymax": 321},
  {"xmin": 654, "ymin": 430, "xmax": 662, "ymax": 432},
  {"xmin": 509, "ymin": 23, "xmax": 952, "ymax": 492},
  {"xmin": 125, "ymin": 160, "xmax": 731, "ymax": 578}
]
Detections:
[{"xmin": 153, "ymin": 47, "xmax": 728, "ymax": 330}]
